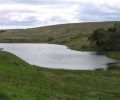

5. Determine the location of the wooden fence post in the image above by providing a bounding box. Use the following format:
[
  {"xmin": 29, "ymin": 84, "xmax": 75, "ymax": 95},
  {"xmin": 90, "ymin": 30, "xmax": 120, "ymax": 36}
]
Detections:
[
  {"xmin": 7, "ymin": 76, "xmax": 10, "ymax": 83},
  {"xmin": 50, "ymin": 84, "xmax": 53, "ymax": 97},
  {"xmin": 2, "ymin": 72, "xmax": 5, "ymax": 82},
  {"xmin": 79, "ymin": 90, "xmax": 82, "ymax": 100},
  {"xmin": 39, "ymin": 83, "xmax": 42, "ymax": 94},
  {"xmin": 16, "ymin": 79, "xmax": 19, "ymax": 88},
  {"xmin": 29, "ymin": 81, "xmax": 32, "ymax": 92},
  {"xmin": 21, "ymin": 79, "xmax": 24, "ymax": 86},
  {"xmin": 99, "ymin": 92, "xmax": 102, "ymax": 100}
]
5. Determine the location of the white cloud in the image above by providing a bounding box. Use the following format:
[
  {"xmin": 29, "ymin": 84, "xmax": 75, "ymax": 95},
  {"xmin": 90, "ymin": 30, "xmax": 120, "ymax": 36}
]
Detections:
[{"xmin": 0, "ymin": 0, "xmax": 120, "ymax": 29}]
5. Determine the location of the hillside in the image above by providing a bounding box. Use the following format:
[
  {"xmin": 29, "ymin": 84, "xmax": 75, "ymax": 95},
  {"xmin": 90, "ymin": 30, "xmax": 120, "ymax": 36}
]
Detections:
[
  {"xmin": 0, "ymin": 51, "xmax": 120, "ymax": 100},
  {"xmin": 0, "ymin": 21, "xmax": 118, "ymax": 51}
]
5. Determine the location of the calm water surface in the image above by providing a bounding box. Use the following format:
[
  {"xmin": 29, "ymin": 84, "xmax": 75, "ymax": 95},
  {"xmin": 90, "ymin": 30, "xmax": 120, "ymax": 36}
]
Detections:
[{"xmin": 0, "ymin": 43, "xmax": 115, "ymax": 70}]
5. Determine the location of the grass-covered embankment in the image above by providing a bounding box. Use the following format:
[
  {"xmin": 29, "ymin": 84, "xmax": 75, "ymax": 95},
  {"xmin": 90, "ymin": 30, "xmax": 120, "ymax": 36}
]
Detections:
[
  {"xmin": 106, "ymin": 51, "xmax": 120, "ymax": 70},
  {"xmin": 0, "ymin": 21, "xmax": 119, "ymax": 100},
  {"xmin": 0, "ymin": 51, "xmax": 120, "ymax": 100}
]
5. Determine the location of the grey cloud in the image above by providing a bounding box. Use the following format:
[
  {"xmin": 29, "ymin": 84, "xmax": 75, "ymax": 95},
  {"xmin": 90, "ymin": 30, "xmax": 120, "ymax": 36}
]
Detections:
[
  {"xmin": 0, "ymin": 10, "xmax": 34, "ymax": 14},
  {"xmin": 0, "ymin": 9, "xmax": 37, "ymax": 26},
  {"xmin": 0, "ymin": 13, "xmax": 38, "ymax": 26},
  {"xmin": 0, "ymin": 0, "xmax": 76, "ymax": 5},
  {"xmin": 77, "ymin": 3, "xmax": 120, "ymax": 22},
  {"xmin": 35, "ymin": 16, "xmax": 69, "ymax": 26},
  {"xmin": 0, "ymin": 0, "xmax": 120, "ymax": 29}
]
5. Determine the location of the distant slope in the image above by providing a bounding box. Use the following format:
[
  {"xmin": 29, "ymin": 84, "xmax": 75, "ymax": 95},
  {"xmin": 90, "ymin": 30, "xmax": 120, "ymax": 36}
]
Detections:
[{"xmin": 0, "ymin": 21, "xmax": 118, "ymax": 50}]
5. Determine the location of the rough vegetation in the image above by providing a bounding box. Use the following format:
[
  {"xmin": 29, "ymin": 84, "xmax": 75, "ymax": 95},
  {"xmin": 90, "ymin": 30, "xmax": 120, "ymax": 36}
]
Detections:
[
  {"xmin": 89, "ymin": 23, "xmax": 120, "ymax": 70},
  {"xmin": 90, "ymin": 23, "xmax": 120, "ymax": 52},
  {"xmin": 0, "ymin": 21, "xmax": 118, "ymax": 51}
]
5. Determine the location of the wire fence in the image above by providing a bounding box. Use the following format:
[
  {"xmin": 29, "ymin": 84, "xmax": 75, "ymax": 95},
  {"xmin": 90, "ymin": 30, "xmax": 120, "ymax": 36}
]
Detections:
[{"xmin": 0, "ymin": 72, "xmax": 120, "ymax": 100}]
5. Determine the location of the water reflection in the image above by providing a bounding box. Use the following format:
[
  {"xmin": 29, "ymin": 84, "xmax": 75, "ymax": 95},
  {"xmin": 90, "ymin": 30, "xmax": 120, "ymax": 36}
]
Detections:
[{"xmin": 0, "ymin": 43, "xmax": 114, "ymax": 70}]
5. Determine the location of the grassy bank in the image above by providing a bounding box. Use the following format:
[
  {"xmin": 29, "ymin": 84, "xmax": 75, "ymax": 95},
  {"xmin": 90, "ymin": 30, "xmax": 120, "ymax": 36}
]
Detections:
[
  {"xmin": 0, "ymin": 51, "xmax": 120, "ymax": 100},
  {"xmin": 106, "ymin": 51, "xmax": 120, "ymax": 70},
  {"xmin": 106, "ymin": 52, "xmax": 120, "ymax": 60}
]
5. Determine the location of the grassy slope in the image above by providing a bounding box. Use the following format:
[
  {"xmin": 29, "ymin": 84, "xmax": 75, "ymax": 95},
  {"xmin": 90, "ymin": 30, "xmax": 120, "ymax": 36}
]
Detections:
[
  {"xmin": 106, "ymin": 51, "xmax": 120, "ymax": 70},
  {"xmin": 0, "ymin": 51, "xmax": 120, "ymax": 100}
]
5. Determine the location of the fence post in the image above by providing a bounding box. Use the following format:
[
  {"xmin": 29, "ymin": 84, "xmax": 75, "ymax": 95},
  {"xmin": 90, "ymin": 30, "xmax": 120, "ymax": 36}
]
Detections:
[
  {"xmin": 64, "ymin": 87, "xmax": 67, "ymax": 94},
  {"xmin": 64, "ymin": 87, "xmax": 67, "ymax": 100},
  {"xmin": 79, "ymin": 90, "xmax": 82, "ymax": 100},
  {"xmin": 7, "ymin": 76, "xmax": 10, "ymax": 83},
  {"xmin": 39, "ymin": 83, "xmax": 41, "ymax": 94},
  {"xmin": 99, "ymin": 92, "xmax": 102, "ymax": 100},
  {"xmin": 16, "ymin": 79, "xmax": 19, "ymax": 88},
  {"xmin": 21, "ymin": 79, "xmax": 24, "ymax": 86},
  {"xmin": 38, "ymin": 83, "xmax": 42, "ymax": 100},
  {"xmin": 50, "ymin": 84, "xmax": 53, "ymax": 97},
  {"xmin": 29, "ymin": 81, "xmax": 32, "ymax": 93},
  {"xmin": 2, "ymin": 72, "xmax": 5, "ymax": 82}
]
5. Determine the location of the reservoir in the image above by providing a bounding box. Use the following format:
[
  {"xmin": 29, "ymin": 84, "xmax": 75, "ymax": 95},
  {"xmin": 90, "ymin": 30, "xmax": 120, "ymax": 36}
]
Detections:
[{"xmin": 0, "ymin": 43, "xmax": 114, "ymax": 70}]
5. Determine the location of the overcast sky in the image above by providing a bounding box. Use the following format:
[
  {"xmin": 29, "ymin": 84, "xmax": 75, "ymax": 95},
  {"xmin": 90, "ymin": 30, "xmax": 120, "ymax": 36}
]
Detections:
[{"xmin": 0, "ymin": 0, "xmax": 120, "ymax": 29}]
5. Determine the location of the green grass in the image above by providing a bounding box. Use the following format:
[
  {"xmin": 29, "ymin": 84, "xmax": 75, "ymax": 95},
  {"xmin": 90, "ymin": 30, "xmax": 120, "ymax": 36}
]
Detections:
[
  {"xmin": 106, "ymin": 51, "xmax": 120, "ymax": 70},
  {"xmin": 0, "ymin": 51, "xmax": 120, "ymax": 100},
  {"xmin": 106, "ymin": 51, "xmax": 120, "ymax": 60}
]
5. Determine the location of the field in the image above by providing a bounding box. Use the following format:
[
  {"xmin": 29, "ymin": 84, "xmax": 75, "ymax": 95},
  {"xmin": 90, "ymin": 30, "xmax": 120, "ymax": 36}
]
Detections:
[{"xmin": 0, "ymin": 21, "xmax": 120, "ymax": 100}]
